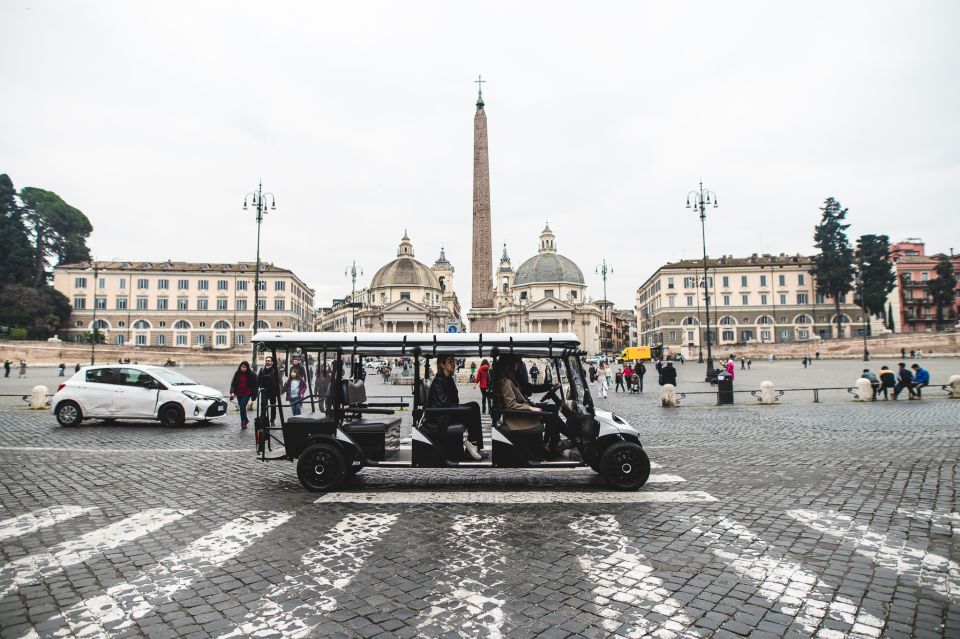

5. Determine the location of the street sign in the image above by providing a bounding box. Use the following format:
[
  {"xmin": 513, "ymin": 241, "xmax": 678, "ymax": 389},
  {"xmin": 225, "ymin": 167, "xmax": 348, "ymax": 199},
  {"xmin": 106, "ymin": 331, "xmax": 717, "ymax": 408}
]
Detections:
[{"xmin": 446, "ymin": 325, "xmax": 458, "ymax": 333}]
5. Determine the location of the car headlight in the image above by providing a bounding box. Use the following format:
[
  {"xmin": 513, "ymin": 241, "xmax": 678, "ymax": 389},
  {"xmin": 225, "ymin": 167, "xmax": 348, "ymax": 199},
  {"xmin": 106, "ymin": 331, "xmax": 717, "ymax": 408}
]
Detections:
[{"xmin": 181, "ymin": 390, "xmax": 203, "ymax": 401}]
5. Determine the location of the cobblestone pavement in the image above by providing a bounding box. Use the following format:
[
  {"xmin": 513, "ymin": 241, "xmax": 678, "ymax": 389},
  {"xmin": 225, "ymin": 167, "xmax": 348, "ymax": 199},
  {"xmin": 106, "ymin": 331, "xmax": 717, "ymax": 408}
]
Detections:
[{"xmin": 0, "ymin": 373, "xmax": 957, "ymax": 638}]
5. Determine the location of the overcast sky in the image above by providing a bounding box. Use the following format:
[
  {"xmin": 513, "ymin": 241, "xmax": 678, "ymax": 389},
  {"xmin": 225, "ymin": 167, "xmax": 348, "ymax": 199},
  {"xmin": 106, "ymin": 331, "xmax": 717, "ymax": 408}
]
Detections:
[{"xmin": 3, "ymin": 1, "xmax": 958, "ymax": 312}]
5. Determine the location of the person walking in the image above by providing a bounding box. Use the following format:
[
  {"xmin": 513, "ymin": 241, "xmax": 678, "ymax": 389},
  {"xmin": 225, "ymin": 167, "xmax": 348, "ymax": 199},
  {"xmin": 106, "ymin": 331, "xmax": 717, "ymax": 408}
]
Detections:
[
  {"xmin": 74, "ymin": 363, "xmax": 81, "ymax": 373},
  {"xmin": 802, "ymin": 356, "xmax": 808, "ymax": 369},
  {"xmin": 893, "ymin": 362, "xmax": 916, "ymax": 400},
  {"xmin": 543, "ymin": 363, "xmax": 553, "ymax": 385},
  {"xmin": 655, "ymin": 359, "xmax": 663, "ymax": 375},
  {"xmin": 746, "ymin": 358, "xmax": 752, "ymax": 370},
  {"xmin": 473, "ymin": 358, "xmax": 491, "ymax": 414},
  {"xmin": 900, "ymin": 347, "xmax": 906, "ymax": 359},
  {"xmin": 622, "ymin": 365, "xmax": 634, "ymax": 391},
  {"xmin": 256, "ymin": 355, "xmax": 282, "ymax": 425},
  {"xmin": 229, "ymin": 361, "xmax": 257, "ymax": 429},
  {"xmin": 58, "ymin": 363, "xmax": 66, "ymax": 377},
  {"xmin": 740, "ymin": 357, "xmax": 745, "ymax": 370},
  {"xmin": 314, "ymin": 362, "xmax": 332, "ymax": 413},
  {"xmin": 529, "ymin": 362, "xmax": 540, "ymax": 385},
  {"xmin": 282, "ymin": 368, "xmax": 306, "ymax": 416},
  {"xmin": 613, "ymin": 368, "xmax": 624, "ymax": 393},
  {"xmin": 634, "ymin": 361, "xmax": 646, "ymax": 392},
  {"xmin": 3, "ymin": 360, "xmax": 11, "ymax": 378},
  {"xmin": 597, "ymin": 367, "xmax": 609, "ymax": 398},
  {"xmin": 911, "ymin": 363, "xmax": 930, "ymax": 398},
  {"xmin": 861, "ymin": 368, "xmax": 880, "ymax": 401},
  {"xmin": 18, "ymin": 360, "xmax": 27, "ymax": 378},
  {"xmin": 878, "ymin": 366, "xmax": 896, "ymax": 400}
]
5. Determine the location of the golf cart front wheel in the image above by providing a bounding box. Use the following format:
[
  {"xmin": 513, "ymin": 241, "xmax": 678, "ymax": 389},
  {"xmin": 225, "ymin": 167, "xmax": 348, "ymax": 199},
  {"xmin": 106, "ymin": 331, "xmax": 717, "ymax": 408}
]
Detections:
[{"xmin": 600, "ymin": 441, "xmax": 650, "ymax": 490}]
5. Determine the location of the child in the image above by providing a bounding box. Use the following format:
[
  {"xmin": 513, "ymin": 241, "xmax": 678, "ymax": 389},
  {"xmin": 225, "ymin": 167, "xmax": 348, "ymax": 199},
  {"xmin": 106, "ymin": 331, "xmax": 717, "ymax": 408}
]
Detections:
[{"xmin": 282, "ymin": 369, "xmax": 307, "ymax": 416}]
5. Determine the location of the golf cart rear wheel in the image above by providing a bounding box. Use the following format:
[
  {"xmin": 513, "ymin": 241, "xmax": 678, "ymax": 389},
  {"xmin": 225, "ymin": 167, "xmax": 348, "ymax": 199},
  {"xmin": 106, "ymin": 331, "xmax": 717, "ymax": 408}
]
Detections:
[
  {"xmin": 600, "ymin": 441, "xmax": 650, "ymax": 490},
  {"xmin": 297, "ymin": 442, "xmax": 346, "ymax": 492}
]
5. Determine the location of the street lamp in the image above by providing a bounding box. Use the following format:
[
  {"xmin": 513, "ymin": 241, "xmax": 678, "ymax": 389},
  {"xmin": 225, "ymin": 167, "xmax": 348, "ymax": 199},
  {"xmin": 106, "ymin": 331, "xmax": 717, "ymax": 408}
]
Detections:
[
  {"xmin": 687, "ymin": 181, "xmax": 718, "ymax": 380},
  {"xmin": 89, "ymin": 260, "xmax": 99, "ymax": 365},
  {"xmin": 595, "ymin": 260, "xmax": 613, "ymax": 356},
  {"xmin": 345, "ymin": 261, "xmax": 364, "ymax": 331},
  {"xmin": 694, "ymin": 272, "xmax": 704, "ymax": 363},
  {"xmin": 855, "ymin": 272, "xmax": 870, "ymax": 361},
  {"xmin": 243, "ymin": 182, "xmax": 276, "ymax": 370}
]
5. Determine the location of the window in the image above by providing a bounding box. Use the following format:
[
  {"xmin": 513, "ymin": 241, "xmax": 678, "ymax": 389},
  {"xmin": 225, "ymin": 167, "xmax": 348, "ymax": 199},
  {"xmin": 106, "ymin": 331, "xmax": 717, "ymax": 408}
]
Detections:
[
  {"xmin": 723, "ymin": 295, "xmax": 731, "ymax": 306},
  {"xmin": 236, "ymin": 335, "xmax": 245, "ymax": 345},
  {"xmin": 175, "ymin": 334, "xmax": 187, "ymax": 346},
  {"xmin": 760, "ymin": 294, "xmax": 768, "ymax": 305},
  {"xmin": 197, "ymin": 299, "xmax": 209, "ymax": 311},
  {"xmin": 157, "ymin": 298, "xmax": 168, "ymax": 310},
  {"xmin": 544, "ymin": 290, "xmax": 554, "ymax": 298},
  {"xmin": 218, "ymin": 279, "xmax": 228, "ymax": 291},
  {"xmin": 95, "ymin": 297, "xmax": 107, "ymax": 310},
  {"xmin": 85, "ymin": 368, "xmax": 115, "ymax": 384},
  {"xmin": 177, "ymin": 298, "xmax": 188, "ymax": 310},
  {"xmin": 236, "ymin": 299, "xmax": 247, "ymax": 311},
  {"xmin": 257, "ymin": 299, "xmax": 266, "ymax": 310},
  {"xmin": 158, "ymin": 279, "xmax": 169, "ymax": 290},
  {"xmin": 136, "ymin": 298, "xmax": 148, "ymax": 310},
  {"xmin": 741, "ymin": 329, "xmax": 754, "ymax": 341},
  {"xmin": 719, "ymin": 316, "xmax": 736, "ymax": 325},
  {"xmin": 797, "ymin": 292, "xmax": 809, "ymax": 304},
  {"xmin": 741, "ymin": 275, "xmax": 748, "ymax": 287},
  {"xmin": 135, "ymin": 335, "xmax": 147, "ymax": 346},
  {"xmin": 760, "ymin": 330, "xmax": 771, "ymax": 341},
  {"xmin": 198, "ymin": 280, "xmax": 209, "ymax": 290},
  {"xmin": 759, "ymin": 275, "xmax": 767, "ymax": 287},
  {"xmin": 132, "ymin": 320, "xmax": 150, "ymax": 329},
  {"xmin": 779, "ymin": 294, "xmax": 787, "ymax": 305},
  {"xmin": 400, "ymin": 292, "xmax": 411, "ymax": 300},
  {"xmin": 216, "ymin": 299, "xmax": 228, "ymax": 311},
  {"xmin": 921, "ymin": 272, "xmax": 929, "ymax": 281},
  {"xmin": 668, "ymin": 297, "xmax": 675, "ymax": 308},
  {"xmin": 798, "ymin": 274, "xmax": 805, "ymax": 285},
  {"xmin": 722, "ymin": 329, "xmax": 735, "ymax": 341},
  {"xmin": 178, "ymin": 279, "xmax": 189, "ymax": 290},
  {"xmin": 196, "ymin": 335, "xmax": 206, "ymax": 346},
  {"xmin": 275, "ymin": 281, "xmax": 285, "ymax": 291},
  {"xmin": 119, "ymin": 278, "xmax": 127, "ymax": 289},
  {"xmin": 570, "ymin": 290, "xmax": 577, "ymax": 299},
  {"xmin": 274, "ymin": 299, "xmax": 285, "ymax": 310},
  {"xmin": 686, "ymin": 331, "xmax": 695, "ymax": 342},
  {"xmin": 668, "ymin": 331, "xmax": 676, "ymax": 341},
  {"xmin": 667, "ymin": 277, "xmax": 675, "ymax": 289},
  {"xmin": 213, "ymin": 320, "xmax": 229, "ymax": 329},
  {"xmin": 137, "ymin": 278, "xmax": 149, "ymax": 289},
  {"xmin": 236, "ymin": 280, "xmax": 247, "ymax": 291},
  {"xmin": 797, "ymin": 328, "xmax": 809, "ymax": 340},
  {"xmin": 258, "ymin": 280, "xmax": 267, "ymax": 291},
  {"xmin": 98, "ymin": 277, "xmax": 105, "ymax": 289},
  {"xmin": 741, "ymin": 294, "xmax": 749, "ymax": 305},
  {"xmin": 156, "ymin": 335, "xmax": 166, "ymax": 346},
  {"xmin": 757, "ymin": 316, "xmax": 773, "ymax": 324},
  {"xmin": 683, "ymin": 276, "xmax": 696, "ymax": 288},
  {"xmin": 116, "ymin": 335, "xmax": 125, "ymax": 345},
  {"xmin": 722, "ymin": 276, "xmax": 729, "ymax": 288},
  {"xmin": 686, "ymin": 295, "xmax": 693, "ymax": 306},
  {"xmin": 779, "ymin": 329, "xmax": 789, "ymax": 340},
  {"xmin": 116, "ymin": 298, "xmax": 128, "ymax": 310},
  {"xmin": 75, "ymin": 277, "xmax": 87, "ymax": 288},
  {"xmin": 816, "ymin": 293, "xmax": 826, "ymax": 304},
  {"xmin": 74, "ymin": 297, "xmax": 87, "ymax": 310},
  {"xmin": 173, "ymin": 320, "xmax": 190, "ymax": 330},
  {"xmin": 778, "ymin": 274, "xmax": 786, "ymax": 286}
]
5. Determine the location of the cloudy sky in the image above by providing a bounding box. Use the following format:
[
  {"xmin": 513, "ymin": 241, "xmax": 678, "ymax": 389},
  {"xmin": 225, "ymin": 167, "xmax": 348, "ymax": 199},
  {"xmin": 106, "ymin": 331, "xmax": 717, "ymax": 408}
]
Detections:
[{"xmin": 3, "ymin": 1, "xmax": 958, "ymax": 312}]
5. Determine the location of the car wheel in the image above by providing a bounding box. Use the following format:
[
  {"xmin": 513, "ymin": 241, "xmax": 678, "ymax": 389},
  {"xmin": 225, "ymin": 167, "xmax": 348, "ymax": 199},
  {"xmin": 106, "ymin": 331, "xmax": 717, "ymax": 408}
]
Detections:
[
  {"xmin": 599, "ymin": 441, "xmax": 650, "ymax": 490},
  {"xmin": 56, "ymin": 401, "xmax": 83, "ymax": 427},
  {"xmin": 297, "ymin": 442, "xmax": 346, "ymax": 492},
  {"xmin": 159, "ymin": 404, "xmax": 185, "ymax": 427}
]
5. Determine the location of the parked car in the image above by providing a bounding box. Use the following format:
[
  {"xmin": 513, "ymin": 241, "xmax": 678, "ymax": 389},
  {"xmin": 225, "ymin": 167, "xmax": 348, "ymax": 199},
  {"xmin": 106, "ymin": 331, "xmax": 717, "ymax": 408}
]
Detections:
[
  {"xmin": 52, "ymin": 365, "xmax": 227, "ymax": 427},
  {"xmin": 364, "ymin": 359, "xmax": 388, "ymax": 370}
]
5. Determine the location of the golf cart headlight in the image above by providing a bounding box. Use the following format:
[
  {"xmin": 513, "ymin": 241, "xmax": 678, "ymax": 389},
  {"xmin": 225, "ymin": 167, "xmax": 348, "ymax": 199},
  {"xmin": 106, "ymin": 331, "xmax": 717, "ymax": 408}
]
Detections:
[{"xmin": 181, "ymin": 390, "xmax": 203, "ymax": 401}]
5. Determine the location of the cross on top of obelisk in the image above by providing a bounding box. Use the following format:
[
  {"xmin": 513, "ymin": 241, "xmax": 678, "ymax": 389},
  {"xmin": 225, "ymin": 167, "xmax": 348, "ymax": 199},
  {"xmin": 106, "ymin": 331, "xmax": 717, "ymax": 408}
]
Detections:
[{"xmin": 475, "ymin": 74, "xmax": 485, "ymax": 108}]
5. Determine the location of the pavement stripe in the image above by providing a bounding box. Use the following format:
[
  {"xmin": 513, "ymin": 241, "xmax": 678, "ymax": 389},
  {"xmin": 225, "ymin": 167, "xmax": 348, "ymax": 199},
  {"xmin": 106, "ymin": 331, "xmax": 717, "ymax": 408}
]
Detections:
[
  {"xmin": 218, "ymin": 512, "xmax": 398, "ymax": 638},
  {"xmin": 54, "ymin": 511, "xmax": 291, "ymax": 637},
  {"xmin": 0, "ymin": 506, "xmax": 92, "ymax": 542},
  {"xmin": 314, "ymin": 490, "xmax": 716, "ymax": 504},
  {"xmin": 789, "ymin": 509, "xmax": 960, "ymax": 598},
  {"xmin": 0, "ymin": 446, "xmax": 248, "ymax": 454},
  {"xmin": 0, "ymin": 508, "xmax": 191, "ymax": 598},
  {"xmin": 692, "ymin": 517, "xmax": 886, "ymax": 635},
  {"xmin": 416, "ymin": 515, "xmax": 506, "ymax": 638},
  {"xmin": 570, "ymin": 514, "xmax": 701, "ymax": 637}
]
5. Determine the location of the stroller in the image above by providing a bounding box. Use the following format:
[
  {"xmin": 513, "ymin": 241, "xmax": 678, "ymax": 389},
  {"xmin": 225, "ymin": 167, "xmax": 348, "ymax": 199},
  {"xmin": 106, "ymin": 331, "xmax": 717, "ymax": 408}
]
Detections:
[{"xmin": 628, "ymin": 375, "xmax": 641, "ymax": 393}]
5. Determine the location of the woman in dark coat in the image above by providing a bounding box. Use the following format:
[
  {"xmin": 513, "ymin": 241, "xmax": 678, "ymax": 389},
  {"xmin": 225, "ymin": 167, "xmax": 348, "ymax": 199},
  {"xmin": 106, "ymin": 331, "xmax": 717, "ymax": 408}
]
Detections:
[{"xmin": 229, "ymin": 361, "xmax": 257, "ymax": 429}]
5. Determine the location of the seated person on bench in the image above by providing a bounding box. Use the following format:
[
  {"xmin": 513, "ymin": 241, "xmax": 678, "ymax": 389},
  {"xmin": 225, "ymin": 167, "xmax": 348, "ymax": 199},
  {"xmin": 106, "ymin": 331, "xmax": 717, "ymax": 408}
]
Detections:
[
  {"xmin": 425, "ymin": 354, "xmax": 485, "ymax": 461},
  {"xmin": 494, "ymin": 355, "xmax": 567, "ymax": 455}
]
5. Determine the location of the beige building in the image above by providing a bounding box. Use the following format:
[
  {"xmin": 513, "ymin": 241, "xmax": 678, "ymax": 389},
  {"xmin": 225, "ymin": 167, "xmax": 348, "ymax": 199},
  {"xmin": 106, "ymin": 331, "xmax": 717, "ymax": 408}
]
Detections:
[
  {"xmin": 315, "ymin": 233, "xmax": 463, "ymax": 333},
  {"xmin": 636, "ymin": 254, "xmax": 871, "ymax": 358},
  {"xmin": 53, "ymin": 261, "xmax": 315, "ymax": 349}
]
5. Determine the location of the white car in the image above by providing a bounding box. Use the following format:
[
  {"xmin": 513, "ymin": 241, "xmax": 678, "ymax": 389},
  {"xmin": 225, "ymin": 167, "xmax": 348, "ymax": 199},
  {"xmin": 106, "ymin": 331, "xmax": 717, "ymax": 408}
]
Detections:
[
  {"xmin": 52, "ymin": 365, "xmax": 228, "ymax": 427},
  {"xmin": 364, "ymin": 359, "xmax": 388, "ymax": 370}
]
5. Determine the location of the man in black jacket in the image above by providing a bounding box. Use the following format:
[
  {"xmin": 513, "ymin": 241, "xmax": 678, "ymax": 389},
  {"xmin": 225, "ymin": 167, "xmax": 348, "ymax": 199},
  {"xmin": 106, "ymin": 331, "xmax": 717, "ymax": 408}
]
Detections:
[
  {"xmin": 893, "ymin": 362, "xmax": 916, "ymax": 399},
  {"xmin": 256, "ymin": 355, "xmax": 282, "ymax": 425},
  {"xmin": 659, "ymin": 362, "xmax": 678, "ymax": 386},
  {"xmin": 425, "ymin": 355, "xmax": 484, "ymax": 460}
]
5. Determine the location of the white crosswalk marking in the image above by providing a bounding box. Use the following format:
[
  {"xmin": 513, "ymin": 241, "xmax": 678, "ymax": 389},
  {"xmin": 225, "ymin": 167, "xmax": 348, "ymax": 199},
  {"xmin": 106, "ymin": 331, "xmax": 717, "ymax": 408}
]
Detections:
[
  {"xmin": 789, "ymin": 509, "xmax": 960, "ymax": 598},
  {"xmin": 0, "ymin": 506, "xmax": 93, "ymax": 542},
  {"xmin": 0, "ymin": 508, "xmax": 191, "ymax": 598},
  {"xmin": 315, "ymin": 489, "xmax": 715, "ymax": 504},
  {"xmin": 54, "ymin": 511, "xmax": 291, "ymax": 637},
  {"xmin": 692, "ymin": 517, "xmax": 886, "ymax": 635},
  {"xmin": 219, "ymin": 512, "xmax": 398, "ymax": 638},
  {"xmin": 416, "ymin": 515, "xmax": 506, "ymax": 638},
  {"xmin": 570, "ymin": 514, "xmax": 701, "ymax": 637}
]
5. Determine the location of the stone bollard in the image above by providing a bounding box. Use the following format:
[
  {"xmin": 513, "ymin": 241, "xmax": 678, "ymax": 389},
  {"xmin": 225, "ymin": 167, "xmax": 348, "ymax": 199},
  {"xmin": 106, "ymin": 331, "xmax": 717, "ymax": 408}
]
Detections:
[
  {"xmin": 660, "ymin": 384, "xmax": 677, "ymax": 407},
  {"xmin": 31, "ymin": 385, "xmax": 48, "ymax": 410},
  {"xmin": 759, "ymin": 381, "xmax": 777, "ymax": 405},
  {"xmin": 949, "ymin": 375, "xmax": 960, "ymax": 399},
  {"xmin": 855, "ymin": 378, "xmax": 873, "ymax": 401}
]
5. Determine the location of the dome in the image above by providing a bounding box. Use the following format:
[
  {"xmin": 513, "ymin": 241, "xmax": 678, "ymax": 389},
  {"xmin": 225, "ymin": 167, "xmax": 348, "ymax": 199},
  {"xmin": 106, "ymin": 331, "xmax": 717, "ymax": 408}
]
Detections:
[
  {"xmin": 370, "ymin": 233, "xmax": 442, "ymax": 290},
  {"xmin": 514, "ymin": 253, "xmax": 585, "ymax": 285},
  {"xmin": 513, "ymin": 223, "xmax": 585, "ymax": 285}
]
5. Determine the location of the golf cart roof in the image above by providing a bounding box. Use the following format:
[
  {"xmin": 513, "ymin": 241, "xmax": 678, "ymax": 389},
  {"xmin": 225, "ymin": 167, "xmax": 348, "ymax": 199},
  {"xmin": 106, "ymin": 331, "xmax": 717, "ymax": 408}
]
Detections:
[{"xmin": 252, "ymin": 332, "xmax": 583, "ymax": 357}]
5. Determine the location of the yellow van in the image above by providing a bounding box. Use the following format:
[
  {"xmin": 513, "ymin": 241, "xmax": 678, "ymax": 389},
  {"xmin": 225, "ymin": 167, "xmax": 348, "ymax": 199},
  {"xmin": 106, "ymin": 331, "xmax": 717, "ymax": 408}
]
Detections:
[{"xmin": 621, "ymin": 346, "xmax": 652, "ymax": 362}]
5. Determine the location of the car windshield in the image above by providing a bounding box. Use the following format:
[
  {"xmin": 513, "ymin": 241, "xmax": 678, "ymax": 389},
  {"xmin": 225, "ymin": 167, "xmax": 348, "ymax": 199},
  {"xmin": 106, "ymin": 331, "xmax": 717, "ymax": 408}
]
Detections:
[{"xmin": 150, "ymin": 368, "xmax": 199, "ymax": 386}]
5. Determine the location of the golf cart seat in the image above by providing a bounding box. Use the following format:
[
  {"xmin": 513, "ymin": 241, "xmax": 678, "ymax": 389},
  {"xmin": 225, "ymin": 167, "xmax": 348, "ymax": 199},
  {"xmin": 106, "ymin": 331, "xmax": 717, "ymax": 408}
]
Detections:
[
  {"xmin": 341, "ymin": 417, "xmax": 402, "ymax": 434},
  {"xmin": 416, "ymin": 378, "xmax": 466, "ymax": 454}
]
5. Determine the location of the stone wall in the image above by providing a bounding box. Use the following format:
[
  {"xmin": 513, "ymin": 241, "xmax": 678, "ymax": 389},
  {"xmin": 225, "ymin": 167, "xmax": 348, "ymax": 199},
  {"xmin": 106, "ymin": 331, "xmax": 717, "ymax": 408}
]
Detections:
[
  {"xmin": 719, "ymin": 331, "xmax": 959, "ymax": 360},
  {"xmin": 0, "ymin": 341, "xmax": 245, "ymax": 366}
]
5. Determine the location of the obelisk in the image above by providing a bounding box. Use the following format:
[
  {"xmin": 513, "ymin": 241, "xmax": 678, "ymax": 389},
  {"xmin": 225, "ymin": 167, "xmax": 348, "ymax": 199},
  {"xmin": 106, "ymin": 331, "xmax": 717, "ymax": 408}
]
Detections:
[{"xmin": 468, "ymin": 75, "xmax": 498, "ymax": 332}]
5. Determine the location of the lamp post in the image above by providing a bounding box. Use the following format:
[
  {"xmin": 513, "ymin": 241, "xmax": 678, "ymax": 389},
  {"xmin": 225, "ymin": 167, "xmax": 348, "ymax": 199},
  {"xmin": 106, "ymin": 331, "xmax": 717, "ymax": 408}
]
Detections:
[
  {"xmin": 345, "ymin": 261, "xmax": 364, "ymax": 331},
  {"xmin": 687, "ymin": 181, "xmax": 718, "ymax": 379},
  {"xmin": 243, "ymin": 182, "xmax": 276, "ymax": 370},
  {"xmin": 856, "ymin": 272, "xmax": 870, "ymax": 361},
  {"xmin": 694, "ymin": 272, "xmax": 704, "ymax": 363},
  {"xmin": 595, "ymin": 260, "xmax": 613, "ymax": 357},
  {"xmin": 89, "ymin": 260, "xmax": 99, "ymax": 365}
]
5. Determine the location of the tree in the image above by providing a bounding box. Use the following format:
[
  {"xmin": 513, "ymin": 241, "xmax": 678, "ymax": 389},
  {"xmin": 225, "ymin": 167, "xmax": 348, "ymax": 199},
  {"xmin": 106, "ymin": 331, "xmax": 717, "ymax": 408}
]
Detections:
[
  {"xmin": 0, "ymin": 284, "xmax": 71, "ymax": 339},
  {"xmin": 0, "ymin": 174, "xmax": 35, "ymax": 285},
  {"xmin": 19, "ymin": 187, "xmax": 93, "ymax": 286},
  {"xmin": 926, "ymin": 255, "xmax": 957, "ymax": 330},
  {"xmin": 855, "ymin": 234, "xmax": 897, "ymax": 334},
  {"xmin": 812, "ymin": 198, "xmax": 855, "ymax": 338}
]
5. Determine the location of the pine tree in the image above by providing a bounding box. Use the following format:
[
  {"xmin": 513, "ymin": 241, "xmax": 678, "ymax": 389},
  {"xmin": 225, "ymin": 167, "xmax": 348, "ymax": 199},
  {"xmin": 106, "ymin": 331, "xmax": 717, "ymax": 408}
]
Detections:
[
  {"xmin": 926, "ymin": 255, "xmax": 957, "ymax": 330},
  {"xmin": 855, "ymin": 235, "xmax": 897, "ymax": 335},
  {"xmin": 19, "ymin": 187, "xmax": 93, "ymax": 286},
  {"xmin": 812, "ymin": 198, "xmax": 855, "ymax": 338},
  {"xmin": 0, "ymin": 174, "xmax": 35, "ymax": 285}
]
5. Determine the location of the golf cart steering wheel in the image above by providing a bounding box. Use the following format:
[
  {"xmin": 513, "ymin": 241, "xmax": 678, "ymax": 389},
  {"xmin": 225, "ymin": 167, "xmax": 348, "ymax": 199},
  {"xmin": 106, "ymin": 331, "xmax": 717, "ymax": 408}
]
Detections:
[{"xmin": 540, "ymin": 384, "xmax": 575, "ymax": 418}]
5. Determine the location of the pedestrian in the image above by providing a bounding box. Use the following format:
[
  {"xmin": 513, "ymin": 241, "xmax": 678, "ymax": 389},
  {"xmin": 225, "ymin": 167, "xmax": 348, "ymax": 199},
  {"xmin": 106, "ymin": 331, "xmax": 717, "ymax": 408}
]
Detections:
[
  {"xmin": 659, "ymin": 362, "xmax": 678, "ymax": 387},
  {"xmin": 634, "ymin": 360, "xmax": 646, "ymax": 393},
  {"xmin": 909, "ymin": 349, "xmax": 916, "ymax": 358},
  {"xmin": 229, "ymin": 361, "xmax": 257, "ymax": 429},
  {"xmin": 910, "ymin": 363, "xmax": 930, "ymax": 398},
  {"xmin": 622, "ymin": 364, "xmax": 634, "ymax": 391},
  {"xmin": 893, "ymin": 362, "xmax": 916, "ymax": 400},
  {"xmin": 74, "ymin": 363, "xmax": 80, "ymax": 373},
  {"xmin": 860, "ymin": 368, "xmax": 880, "ymax": 401},
  {"xmin": 3, "ymin": 360, "xmax": 10, "ymax": 378},
  {"xmin": 878, "ymin": 365, "xmax": 896, "ymax": 400},
  {"xmin": 315, "ymin": 362, "xmax": 332, "ymax": 412},
  {"xmin": 725, "ymin": 358, "xmax": 735, "ymax": 380},
  {"xmin": 588, "ymin": 363, "xmax": 598, "ymax": 384},
  {"xmin": 746, "ymin": 358, "xmax": 752, "ymax": 370},
  {"xmin": 289, "ymin": 354, "xmax": 307, "ymax": 382},
  {"xmin": 543, "ymin": 363, "xmax": 553, "ymax": 385},
  {"xmin": 18, "ymin": 360, "xmax": 26, "ymax": 378},
  {"xmin": 474, "ymin": 358, "xmax": 491, "ymax": 414},
  {"xmin": 605, "ymin": 363, "xmax": 612, "ymax": 388},
  {"xmin": 678, "ymin": 353, "xmax": 684, "ymax": 365},
  {"xmin": 530, "ymin": 362, "xmax": 540, "ymax": 385},
  {"xmin": 815, "ymin": 351, "xmax": 821, "ymax": 360},
  {"xmin": 58, "ymin": 363, "xmax": 65, "ymax": 377},
  {"xmin": 598, "ymin": 366, "xmax": 609, "ymax": 398},
  {"xmin": 256, "ymin": 355, "xmax": 282, "ymax": 425},
  {"xmin": 802, "ymin": 356, "xmax": 808, "ymax": 369},
  {"xmin": 282, "ymin": 368, "xmax": 306, "ymax": 416},
  {"xmin": 740, "ymin": 357, "xmax": 745, "ymax": 370},
  {"xmin": 655, "ymin": 359, "xmax": 663, "ymax": 374}
]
